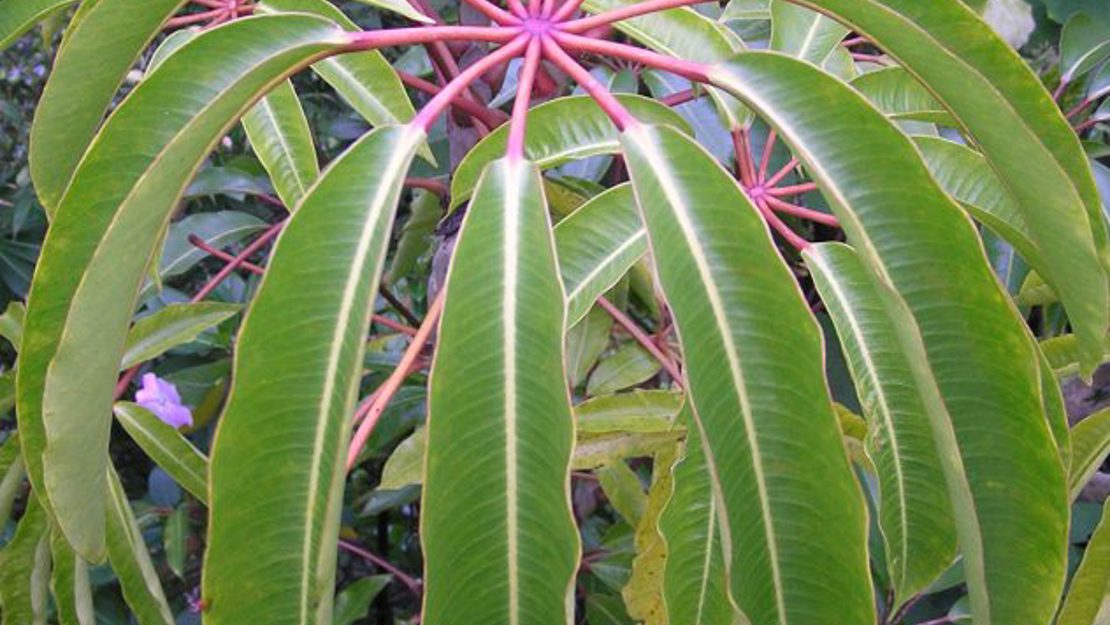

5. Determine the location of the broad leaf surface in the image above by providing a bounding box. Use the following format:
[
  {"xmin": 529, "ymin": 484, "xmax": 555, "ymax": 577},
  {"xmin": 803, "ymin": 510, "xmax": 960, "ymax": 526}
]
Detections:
[
  {"xmin": 113, "ymin": 402, "xmax": 209, "ymax": 503},
  {"xmin": 243, "ymin": 79, "xmax": 320, "ymax": 209}
]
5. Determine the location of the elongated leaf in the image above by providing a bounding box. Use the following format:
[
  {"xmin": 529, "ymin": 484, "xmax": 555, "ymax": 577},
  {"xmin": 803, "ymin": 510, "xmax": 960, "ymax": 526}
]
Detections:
[
  {"xmin": 388, "ymin": 189, "xmax": 442, "ymax": 283},
  {"xmin": 622, "ymin": 445, "xmax": 678, "ymax": 625},
  {"xmin": 709, "ymin": 51, "xmax": 1068, "ymax": 625},
  {"xmin": 159, "ymin": 210, "xmax": 268, "ymax": 278},
  {"xmin": 349, "ymin": 0, "xmax": 432, "ymax": 23},
  {"xmin": 29, "ymin": 0, "xmax": 187, "ymax": 213},
  {"xmin": 423, "ymin": 159, "xmax": 579, "ymax": 625},
  {"xmin": 105, "ymin": 468, "xmax": 174, "ymax": 625},
  {"xmin": 567, "ymin": 306, "xmax": 612, "ymax": 388},
  {"xmin": 576, "ymin": 390, "xmax": 683, "ymax": 434},
  {"xmin": 621, "ymin": 122, "xmax": 873, "ymax": 625},
  {"xmin": 806, "ymin": 243, "xmax": 957, "ymax": 605},
  {"xmin": 1060, "ymin": 12, "xmax": 1110, "ymax": 82},
  {"xmin": 18, "ymin": 14, "xmax": 348, "ymax": 561},
  {"xmin": 597, "ymin": 461, "xmax": 648, "ymax": 526},
  {"xmin": 770, "ymin": 0, "xmax": 847, "ymax": 66},
  {"xmin": 113, "ymin": 402, "xmax": 208, "ymax": 503},
  {"xmin": 659, "ymin": 408, "xmax": 740, "ymax": 625},
  {"xmin": 121, "ymin": 302, "xmax": 242, "ymax": 370},
  {"xmin": 554, "ymin": 185, "xmax": 648, "ymax": 327},
  {"xmin": 0, "ymin": 497, "xmax": 50, "ymax": 623},
  {"xmin": 0, "ymin": 0, "xmax": 75, "ymax": 51},
  {"xmin": 0, "ymin": 301, "xmax": 25, "ymax": 350},
  {"xmin": 243, "ymin": 79, "xmax": 320, "ymax": 209},
  {"xmin": 163, "ymin": 506, "xmax": 187, "ymax": 579},
  {"xmin": 1041, "ymin": 334, "xmax": 1110, "ymax": 378},
  {"xmin": 451, "ymin": 95, "xmax": 690, "ymax": 208},
  {"xmin": 50, "ymin": 527, "xmax": 95, "ymax": 625},
  {"xmin": 204, "ymin": 124, "xmax": 422, "ymax": 624},
  {"xmin": 333, "ymin": 576, "xmax": 391, "ymax": 625},
  {"xmin": 1057, "ymin": 498, "xmax": 1110, "ymax": 625},
  {"xmin": 1070, "ymin": 409, "xmax": 1110, "ymax": 501},
  {"xmin": 796, "ymin": 0, "xmax": 1109, "ymax": 373},
  {"xmin": 850, "ymin": 68, "xmax": 953, "ymax": 125},
  {"xmin": 0, "ymin": 434, "xmax": 24, "ymax": 526},
  {"xmin": 588, "ymin": 342, "xmax": 661, "ymax": 396}
]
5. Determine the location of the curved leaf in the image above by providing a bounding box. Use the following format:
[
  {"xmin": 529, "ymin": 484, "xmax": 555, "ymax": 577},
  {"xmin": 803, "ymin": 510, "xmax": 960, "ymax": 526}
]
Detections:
[
  {"xmin": 622, "ymin": 445, "xmax": 678, "ymax": 625},
  {"xmin": 795, "ymin": 0, "xmax": 1110, "ymax": 373},
  {"xmin": 576, "ymin": 390, "xmax": 683, "ymax": 434},
  {"xmin": 50, "ymin": 527, "xmax": 95, "ymax": 625},
  {"xmin": 105, "ymin": 468, "xmax": 174, "ymax": 625},
  {"xmin": 1060, "ymin": 12, "xmax": 1110, "ymax": 82},
  {"xmin": 113, "ymin": 402, "xmax": 209, "ymax": 503},
  {"xmin": 0, "ymin": 497, "xmax": 50, "ymax": 623},
  {"xmin": 423, "ymin": 159, "xmax": 579, "ymax": 625},
  {"xmin": 243, "ymin": 79, "xmax": 320, "ymax": 209},
  {"xmin": 121, "ymin": 302, "xmax": 242, "ymax": 370},
  {"xmin": 0, "ymin": 0, "xmax": 76, "ymax": 51},
  {"xmin": 710, "ymin": 51, "xmax": 1068, "ymax": 625},
  {"xmin": 1056, "ymin": 498, "xmax": 1110, "ymax": 625},
  {"xmin": 770, "ymin": 0, "xmax": 847, "ymax": 66},
  {"xmin": 805, "ymin": 242, "xmax": 957, "ymax": 605},
  {"xmin": 17, "ymin": 14, "xmax": 348, "ymax": 562},
  {"xmin": 1069, "ymin": 409, "xmax": 1110, "ymax": 501},
  {"xmin": 204, "ymin": 124, "xmax": 423, "ymax": 624},
  {"xmin": 451, "ymin": 95, "xmax": 690, "ymax": 208},
  {"xmin": 850, "ymin": 67, "xmax": 954, "ymax": 125},
  {"xmin": 29, "ymin": 0, "xmax": 187, "ymax": 213},
  {"xmin": 0, "ymin": 433, "xmax": 24, "ymax": 525},
  {"xmin": 621, "ymin": 122, "xmax": 874, "ymax": 625},
  {"xmin": 349, "ymin": 0, "xmax": 433, "ymax": 24}
]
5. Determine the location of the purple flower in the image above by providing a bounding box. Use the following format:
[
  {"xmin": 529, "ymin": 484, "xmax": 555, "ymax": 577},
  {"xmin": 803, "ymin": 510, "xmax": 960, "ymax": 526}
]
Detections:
[{"xmin": 135, "ymin": 373, "xmax": 193, "ymax": 429}]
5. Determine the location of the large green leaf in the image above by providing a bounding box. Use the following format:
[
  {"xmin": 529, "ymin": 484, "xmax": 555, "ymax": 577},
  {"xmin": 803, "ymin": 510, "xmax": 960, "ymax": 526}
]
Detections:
[
  {"xmin": 17, "ymin": 14, "xmax": 347, "ymax": 561},
  {"xmin": 105, "ymin": 468, "xmax": 174, "ymax": 625},
  {"xmin": 204, "ymin": 124, "xmax": 422, "ymax": 624},
  {"xmin": 794, "ymin": 0, "xmax": 1110, "ymax": 373},
  {"xmin": 50, "ymin": 527, "xmax": 95, "ymax": 625},
  {"xmin": 849, "ymin": 68, "xmax": 954, "ymax": 125},
  {"xmin": 0, "ymin": 0, "xmax": 76, "ymax": 51},
  {"xmin": 28, "ymin": 0, "xmax": 187, "ymax": 214},
  {"xmin": 806, "ymin": 243, "xmax": 957, "ymax": 605},
  {"xmin": 451, "ymin": 95, "xmax": 690, "ymax": 208},
  {"xmin": 621, "ymin": 122, "xmax": 873, "ymax": 625},
  {"xmin": 1069, "ymin": 409, "xmax": 1110, "ymax": 501},
  {"xmin": 659, "ymin": 408, "xmax": 741, "ymax": 625},
  {"xmin": 770, "ymin": 0, "xmax": 848, "ymax": 66},
  {"xmin": 0, "ymin": 497, "xmax": 50, "ymax": 623},
  {"xmin": 1056, "ymin": 498, "xmax": 1110, "ymax": 625},
  {"xmin": 243, "ymin": 79, "xmax": 320, "ymax": 210},
  {"xmin": 709, "ymin": 51, "xmax": 1068, "ymax": 625},
  {"xmin": 0, "ymin": 434, "xmax": 23, "ymax": 526},
  {"xmin": 423, "ymin": 159, "xmax": 579, "ymax": 625},
  {"xmin": 113, "ymin": 402, "xmax": 209, "ymax": 503},
  {"xmin": 121, "ymin": 302, "xmax": 242, "ymax": 370}
]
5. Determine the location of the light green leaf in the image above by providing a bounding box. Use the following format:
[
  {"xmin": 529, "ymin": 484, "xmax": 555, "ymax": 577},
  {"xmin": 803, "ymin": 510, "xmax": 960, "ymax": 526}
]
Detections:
[
  {"xmin": 574, "ymin": 432, "xmax": 684, "ymax": 471},
  {"xmin": 163, "ymin": 506, "xmax": 187, "ymax": 579},
  {"xmin": 555, "ymin": 184, "xmax": 648, "ymax": 327},
  {"xmin": 709, "ymin": 51, "xmax": 1068, "ymax": 625},
  {"xmin": 121, "ymin": 302, "xmax": 242, "ymax": 370},
  {"xmin": 622, "ymin": 445, "xmax": 678, "ymax": 625},
  {"xmin": 1041, "ymin": 334, "xmax": 1110, "ymax": 378},
  {"xmin": 1061, "ymin": 12, "xmax": 1110, "ymax": 82},
  {"xmin": 621, "ymin": 122, "xmax": 873, "ymax": 625},
  {"xmin": 112, "ymin": 403, "xmax": 208, "ymax": 503},
  {"xmin": 566, "ymin": 306, "xmax": 614, "ymax": 389},
  {"xmin": 423, "ymin": 159, "xmax": 579, "ymax": 625},
  {"xmin": 451, "ymin": 95, "xmax": 691, "ymax": 209},
  {"xmin": 158, "ymin": 210, "xmax": 268, "ymax": 279},
  {"xmin": 50, "ymin": 526, "xmax": 95, "ymax": 625},
  {"xmin": 806, "ymin": 243, "xmax": 958, "ymax": 606},
  {"xmin": 105, "ymin": 467, "xmax": 174, "ymax": 625},
  {"xmin": 1070, "ymin": 409, "xmax": 1110, "ymax": 501},
  {"xmin": 18, "ymin": 14, "xmax": 348, "ymax": 561},
  {"xmin": 0, "ymin": 496, "xmax": 50, "ymax": 623},
  {"xmin": 0, "ymin": 433, "xmax": 24, "ymax": 525},
  {"xmin": 770, "ymin": 0, "xmax": 848, "ymax": 66},
  {"xmin": 576, "ymin": 390, "xmax": 683, "ymax": 435},
  {"xmin": 1057, "ymin": 498, "xmax": 1110, "ymax": 625},
  {"xmin": 243, "ymin": 80, "xmax": 320, "ymax": 210},
  {"xmin": 796, "ymin": 0, "xmax": 1110, "ymax": 374},
  {"xmin": 587, "ymin": 342, "xmax": 662, "ymax": 396},
  {"xmin": 0, "ymin": 0, "xmax": 75, "ymax": 51},
  {"xmin": 349, "ymin": 0, "xmax": 433, "ymax": 24},
  {"xmin": 204, "ymin": 124, "xmax": 422, "ymax": 625},
  {"xmin": 850, "ymin": 68, "xmax": 954, "ymax": 125},
  {"xmin": 0, "ymin": 301, "xmax": 25, "ymax": 350},
  {"xmin": 379, "ymin": 426, "xmax": 426, "ymax": 491},
  {"xmin": 332, "ymin": 575, "xmax": 391, "ymax": 625},
  {"xmin": 29, "ymin": 0, "xmax": 187, "ymax": 214},
  {"xmin": 722, "ymin": 0, "xmax": 769, "ymax": 21},
  {"xmin": 147, "ymin": 27, "xmax": 201, "ymax": 74},
  {"xmin": 387, "ymin": 189, "xmax": 443, "ymax": 283},
  {"xmin": 597, "ymin": 461, "xmax": 647, "ymax": 526}
]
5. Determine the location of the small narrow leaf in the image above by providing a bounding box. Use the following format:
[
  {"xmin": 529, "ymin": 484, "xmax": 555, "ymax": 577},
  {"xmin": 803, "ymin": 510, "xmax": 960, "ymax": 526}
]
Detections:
[
  {"xmin": 770, "ymin": 0, "xmax": 848, "ymax": 66},
  {"xmin": 0, "ymin": 434, "xmax": 24, "ymax": 524},
  {"xmin": 0, "ymin": 497, "xmax": 50, "ymax": 623},
  {"xmin": 50, "ymin": 526, "xmax": 96, "ymax": 625},
  {"xmin": 121, "ymin": 302, "xmax": 242, "ymax": 370},
  {"xmin": 163, "ymin": 507, "xmax": 188, "ymax": 579},
  {"xmin": 105, "ymin": 468, "xmax": 174, "ymax": 625},
  {"xmin": 349, "ymin": 0, "xmax": 433, "ymax": 24},
  {"xmin": 0, "ymin": 0, "xmax": 75, "ymax": 51},
  {"xmin": 243, "ymin": 80, "xmax": 320, "ymax": 210},
  {"xmin": 1056, "ymin": 498, "xmax": 1110, "ymax": 625},
  {"xmin": 587, "ymin": 342, "xmax": 662, "ymax": 396},
  {"xmin": 566, "ymin": 306, "xmax": 614, "ymax": 388},
  {"xmin": 597, "ymin": 461, "xmax": 648, "ymax": 526},
  {"xmin": 622, "ymin": 445, "xmax": 678, "ymax": 625},
  {"xmin": 576, "ymin": 390, "xmax": 683, "ymax": 435},
  {"xmin": 1069, "ymin": 409, "xmax": 1110, "ymax": 501},
  {"xmin": 113, "ymin": 402, "xmax": 208, "ymax": 503},
  {"xmin": 332, "ymin": 576, "xmax": 391, "ymax": 625}
]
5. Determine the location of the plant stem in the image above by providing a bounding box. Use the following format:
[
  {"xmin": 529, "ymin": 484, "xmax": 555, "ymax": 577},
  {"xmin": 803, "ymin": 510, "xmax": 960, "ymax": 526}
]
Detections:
[
  {"xmin": 551, "ymin": 0, "xmax": 587, "ymax": 21},
  {"xmin": 765, "ymin": 157, "xmax": 799, "ymax": 188},
  {"xmin": 660, "ymin": 88, "xmax": 701, "ymax": 106},
  {"xmin": 397, "ymin": 71, "xmax": 508, "ymax": 128},
  {"xmin": 851, "ymin": 52, "xmax": 888, "ymax": 65},
  {"xmin": 762, "ymin": 195, "xmax": 839, "ymax": 227},
  {"xmin": 767, "ymin": 182, "xmax": 818, "ymax": 197},
  {"xmin": 166, "ymin": 8, "xmax": 225, "ymax": 27},
  {"xmin": 755, "ymin": 198, "xmax": 809, "ymax": 251},
  {"xmin": 188, "ymin": 235, "xmax": 266, "ymax": 274},
  {"xmin": 344, "ymin": 26, "xmax": 520, "ymax": 52},
  {"xmin": 338, "ymin": 540, "xmax": 423, "ymax": 597},
  {"xmin": 597, "ymin": 297, "xmax": 683, "ymax": 383},
  {"xmin": 378, "ymin": 284, "xmax": 422, "ymax": 327},
  {"xmin": 552, "ymin": 31, "xmax": 710, "ymax": 83},
  {"xmin": 507, "ymin": 37, "xmax": 543, "ymax": 160},
  {"xmin": 559, "ymin": 0, "xmax": 712, "ymax": 33},
  {"xmin": 758, "ymin": 129, "xmax": 777, "ymax": 183},
  {"xmin": 460, "ymin": 0, "xmax": 521, "ymax": 25},
  {"xmin": 541, "ymin": 36, "xmax": 636, "ymax": 129},
  {"xmin": 404, "ymin": 176, "xmax": 449, "ymax": 197}
]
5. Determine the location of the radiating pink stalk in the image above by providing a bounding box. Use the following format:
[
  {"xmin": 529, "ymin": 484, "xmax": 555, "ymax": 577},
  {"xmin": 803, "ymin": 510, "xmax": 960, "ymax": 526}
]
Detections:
[
  {"xmin": 765, "ymin": 157, "xmax": 799, "ymax": 188},
  {"xmin": 541, "ymin": 0, "xmax": 558, "ymax": 18},
  {"xmin": 762, "ymin": 195, "xmax": 840, "ymax": 227},
  {"xmin": 398, "ymin": 70, "xmax": 509, "ymax": 128},
  {"xmin": 528, "ymin": 0, "xmax": 541, "ymax": 17},
  {"xmin": 461, "ymin": 0, "xmax": 521, "ymax": 25},
  {"xmin": 166, "ymin": 8, "xmax": 225, "ymax": 27},
  {"xmin": 412, "ymin": 35, "xmax": 530, "ymax": 131},
  {"xmin": 541, "ymin": 36, "xmax": 636, "ymax": 130},
  {"xmin": 559, "ymin": 0, "xmax": 712, "ymax": 33},
  {"xmin": 767, "ymin": 182, "xmax": 818, "ymax": 197},
  {"xmin": 757, "ymin": 129, "xmax": 777, "ymax": 183},
  {"xmin": 660, "ymin": 88, "xmax": 701, "ymax": 107},
  {"xmin": 506, "ymin": 0, "xmax": 528, "ymax": 18},
  {"xmin": 552, "ymin": 31, "xmax": 710, "ymax": 83},
  {"xmin": 551, "ymin": 0, "xmax": 587, "ymax": 21},
  {"xmin": 755, "ymin": 199, "xmax": 810, "ymax": 251},
  {"xmin": 345, "ymin": 25, "xmax": 520, "ymax": 51},
  {"xmin": 507, "ymin": 37, "xmax": 544, "ymax": 160}
]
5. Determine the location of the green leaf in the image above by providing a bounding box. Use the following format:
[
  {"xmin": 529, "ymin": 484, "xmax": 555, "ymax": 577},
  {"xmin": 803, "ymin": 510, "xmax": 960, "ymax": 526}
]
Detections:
[
  {"xmin": 0, "ymin": 497, "xmax": 50, "ymax": 623},
  {"xmin": 451, "ymin": 95, "xmax": 691, "ymax": 209},
  {"xmin": 348, "ymin": 0, "xmax": 433, "ymax": 24},
  {"xmin": 1069, "ymin": 409, "xmax": 1110, "ymax": 501},
  {"xmin": 566, "ymin": 306, "xmax": 614, "ymax": 389},
  {"xmin": 0, "ymin": 301, "xmax": 25, "ymax": 350},
  {"xmin": 388, "ymin": 189, "xmax": 443, "ymax": 283},
  {"xmin": 574, "ymin": 432, "xmax": 684, "ymax": 471},
  {"xmin": 0, "ymin": 434, "xmax": 24, "ymax": 525},
  {"xmin": 112, "ymin": 403, "xmax": 208, "ymax": 503},
  {"xmin": 147, "ymin": 27, "xmax": 201, "ymax": 74},
  {"xmin": 597, "ymin": 461, "xmax": 647, "ymax": 526},
  {"xmin": 163, "ymin": 506, "xmax": 187, "ymax": 579},
  {"xmin": 50, "ymin": 526, "xmax": 96, "ymax": 625},
  {"xmin": 621, "ymin": 122, "xmax": 873, "ymax": 625},
  {"xmin": 554, "ymin": 184, "xmax": 648, "ymax": 327},
  {"xmin": 1041, "ymin": 334, "xmax": 1110, "ymax": 378},
  {"xmin": 0, "ymin": 0, "xmax": 76, "ymax": 51},
  {"xmin": 849, "ymin": 68, "xmax": 954, "ymax": 125},
  {"xmin": 332, "ymin": 575, "xmax": 391, "ymax": 625},
  {"xmin": 1056, "ymin": 498, "xmax": 1110, "ymax": 625},
  {"xmin": 1060, "ymin": 12, "xmax": 1110, "ymax": 82},
  {"xmin": 622, "ymin": 445, "xmax": 678, "ymax": 625},
  {"xmin": 17, "ymin": 14, "xmax": 348, "ymax": 561},
  {"xmin": 423, "ymin": 159, "xmax": 579, "ymax": 625},
  {"xmin": 587, "ymin": 342, "xmax": 662, "ymax": 396},
  {"xmin": 379, "ymin": 426, "xmax": 426, "ymax": 491},
  {"xmin": 243, "ymin": 79, "xmax": 320, "ymax": 210},
  {"xmin": 806, "ymin": 243, "xmax": 958, "ymax": 606},
  {"xmin": 659, "ymin": 408, "xmax": 741, "ymax": 625},
  {"xmin": 588, "ymin": 594, "xmax": 636, "ymax": 625},
  {"xmin": 105, "ymin": 467, "xmax": 174, "ymax": 625},
  {"xmin": 709, "ymin": 51, "xmax": 1068, "ymax": 625},
  {"xmin": 576, "ymin": 390, "xmax": 683, "ymax": 435},
  {"xmin": 29, "ymin": 0, "xmax": 187, "ymax": 214},
  {"xmin": 769, "ymin": 0, "xmax": 848, "ymax": 66},
  {"xmin": 158, "ymin": 210, "xmax": 268, "ymax": 279},
  {"xmin": 121, "ymin": 302, "xmax": 242, "ymax": 370},
  {"xmin": 722, "ymin": 0, "xmax": 769, "ymax": 20},
  {"xmin": 796, "ymin": 0, "xmax": 1110, "ymax": 374}
]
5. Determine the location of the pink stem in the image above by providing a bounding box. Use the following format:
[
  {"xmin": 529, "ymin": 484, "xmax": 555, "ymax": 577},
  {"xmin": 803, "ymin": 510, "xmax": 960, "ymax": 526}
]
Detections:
[
  {"xmin": 541, "ymin": 0, "xmax": 558, "ymax": 18},
  {"xmin": 551, "ymin": 0, "xmax": 587, "ymax": 21},
  {"xmin": 762, "ymin": 195, "xmax": 840, "ymax": 227},
  {"xmin": 1053, "ymin": 78, "xmax": 1069, "ymax": 102},
  {"xmin": 460, "ymin": 0, "xmax": 521, "ymax": 25},
  {"xmin": 1066, "ymin": 96, "xmax": 1095, "ymax": 119},
  {"xmin": 765, "ymin": 157, "xmax": 799, "ymax": 188},
  {"xmin": 166, "ymin": 8, "xmax": 225, "ymax": 27},
  {"xmin": 1075, "ymin": 117, "xmax": 1107, "ymax": 133},
  {"xmin": 552, "ymin": 31, "xmax": 709, "ymax": 83},
  {"xmin": 507, "ymin": 37, "xmax": 543, "ymax": 160},
  {"xmin": 559, "ymin": 0, "xmax": 713, "ymax": 33},
  {"xmin": 541, "ymin": 36, "xmax": 635, "ymax": 130},
  {"xmin": 841, "ymin": 36, "xmax": 867, "ymax": 47},
  {"xmin": 757, "ymin": 129, "xmax": 777, "ymax": 183},
  {"xmin": 506, "ymin": 0, "xmax": 528, "ymax": 18},
  {"xmin": 412, "ymin": 35, "xmax": 530, "ymax": 131},
  {"xmin": 660, "ymin": 88, "xmax": 701, "ymax": 106},
  {"xmin": 193, "ymin": 222, "xmax": 285, "ymax": 301},
  {"xmin": 851, "ymin": 52, "xmax": 888, "ymax": 65},
  {"xmin": 338, "ymin": 540, "xmax": 423, "ymax": 597},
  {"xmin": 344, "ymin": 25, "xmax": 520, "ymax": 51},
  {"xmin": 398, "ymin": 70, "xmax": 509, "ymax": 128},
  {"xmin": 755, "ymin": 198, "xmax": 809, "ymax": 251},
  {"xmin": 528, "ymin": 0, "xmax": 541, "ymax": 16},
  {"xmin": 767, "ymin": 182, "xmax": 817, "ymax": 197},
  {"xmin": 731, "ymin": 128, "xmax": 755, "ymax": 187}
]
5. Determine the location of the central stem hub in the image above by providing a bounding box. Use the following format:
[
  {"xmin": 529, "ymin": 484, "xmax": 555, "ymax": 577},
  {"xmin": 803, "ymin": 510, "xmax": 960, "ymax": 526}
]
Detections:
[{"xmin": 522, "ymin": 17, "xmax": 554, "ymax": 37}]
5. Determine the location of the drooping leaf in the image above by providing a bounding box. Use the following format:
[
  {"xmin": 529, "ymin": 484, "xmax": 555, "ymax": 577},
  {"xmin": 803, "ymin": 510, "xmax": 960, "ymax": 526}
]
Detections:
[
  {"xmin": 849, "ymin": 68, "xmax": 954, "ymax": 125},
  {"xmin": 29, "ymin": 0, "xmax": 187, "ymax": 214},
  {"xmin": 17, "ymin": 14, "xmax": 348, "ymax": 561},
  {"xmin": 332, "ymin": 575, "xmax": 391, "ymax": 625},
  {"xmin": 105, "ymin": 467, "xmax": 174, "ymax": 625},
  {"xmin": 0, "ymin": 301, "xmax": 25, "ymax": 350},
  {"xmin": 112, "ymin": 402, "xmax": 208, "ymax": 504},
  {"xmin": 597, "ymin": 461, "xmax": 648, "ymax": 527},
  {"xmin": 0, "ymin": 496, "xmax": 50, "ymax": 623},
  {"xmin": 204, "ymin": 124, "xmax": 423, "ymax": 625},
  {"xmin": 576, "ymin": 390, "xmax": 683, "ymax": 435},
  {"xmin": 622, "ymin": 445, "xmax": 678, "ymax": 625},
  {"xmin": 1069, "ymin": 409, "xmax": 1110, "ymax": 501},
  {"xmin": 121, "ymin": 302, "xmax": 242, "ymax": 370},
  {"xmin": 1040, "ymin": 334, "xmax": 1110, "ymax": 378},
  {"xmin": 243, "ymin": 79, "xmax": 320, "ymax": 210},
  {"xmin": 621, "ymin": 122, "xmax": 874, "ymax": 625},
  {"xmin": 567, "ymin": 306, "xmax": 614, "ymax": 389},
  {"xmin": 1060, "ymin": 12, "xmax": 1110, "ymax": 83},
  {"xmin": 709, "ymin": 51, "xmax": 1069, "ymax": 625},
  {"xmin": 0, "ymin": 0, "xmax": 76, "ymax": 51},
  {"xmin": 1056, "ymin": 497, "xmax": 1110, "ymax": 625},
  {"xmin": 387, "ymin": 189, "xmax": 443, "ymax": 283},
  {"xmin": 0, "ymin": 434, "xmax": 24, "ymax": 525},
  {"xmin": 379, "ymin": 426, "xmax": 426, "ymax": 491},
  {"xmin": 50, "ymin": 526, "xmax": 96, "ymax": 625},
  {"xmin": 769, "ymin": 0, "xmax": 848, "ymax": 66},
  {"xmin": 423, "ymin": 159, "xmax": 579, "ymax": 625},
  {"xmin": 806, "ymin": 242, "xmax": 958, "ymax": 605}
]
